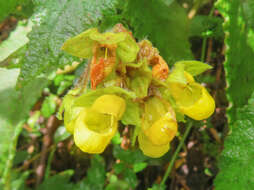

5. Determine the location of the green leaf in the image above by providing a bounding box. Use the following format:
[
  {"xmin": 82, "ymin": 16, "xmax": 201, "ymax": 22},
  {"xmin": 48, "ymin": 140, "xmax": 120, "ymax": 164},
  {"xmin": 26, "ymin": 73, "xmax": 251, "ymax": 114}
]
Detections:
[
  {"xmin": 41, "ymin": 94, "xmax": 57, "ymax": 118},
  {"xmin": 189, "ymin": 15, "xmax": 224, "ymax": 39},
  {"xmin": 214, "ymin": 0, "xmax": 254, "ymax": 189},
  {"xmin": 113, "ymin": 163, "xmax": 125, "ymax": 174},
  {"xmin": 175, "ymin": 61, "xmax": 212, "ymax": 76},
  {"xmin": 111, "ymin": 132, "xmax": 122, "ymax": 145},
  {"xmin": 80, "ymin": 155, "xmax": 106, "ymax": 190},
  {"xmin": 0, "ymin": 0, "xmax": 19, "ymax": 22},
  {"xmin": 123, "ymin": 167, "xmax": 138, "ymax": 188},
  {"xmin": 18, "ymin": 0, "xmax": 122, "ymax": 85},
  {"xmin": 133, "ymin": 162, "xmax": 147, "ymax": 173},
  {"xmin": 0, "ymin": 170, "xmax": 30, "ymax": 190},
  {"xmin": 0, "ymin": 20, "xmax": 32, "ymax": 62},
  {"xmin": 113, "ymin": 145, "xmax": 148, "ymax": 164},
  {"xmin": 0, "ymin": 68, "xmax": 46, "ymax": 187},
  {"xmin": 37, "ymin": 170, "xmax": 74, "ymax": 190},
  {"xmin": 129, "ymin": 63, "xmax": 152, "ymax": 98},
  {"xmin": 121, "ymin": 100, "xmax": 141, "ymax": 127},
  {"xmin": 74, "ymin": 86, "xmax": 136, "ymax": 107},
  {"xmin": 54, "ymin": 126, "xmax": 71, "ymax": 143},
  {"xmin": 123, "ymin": 0, "xmax": 193, "ymax": 65},
  {"xmin": 214, "ymin": 96, "xmax": 254, "ymax": 189}
]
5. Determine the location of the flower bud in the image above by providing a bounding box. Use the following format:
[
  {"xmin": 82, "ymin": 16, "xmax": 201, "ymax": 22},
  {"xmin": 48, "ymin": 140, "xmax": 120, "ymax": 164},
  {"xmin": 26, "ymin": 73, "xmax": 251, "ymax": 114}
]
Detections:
[{"xmin": 116, "ymin": 34, "xmax": 140, "ymax": 63}]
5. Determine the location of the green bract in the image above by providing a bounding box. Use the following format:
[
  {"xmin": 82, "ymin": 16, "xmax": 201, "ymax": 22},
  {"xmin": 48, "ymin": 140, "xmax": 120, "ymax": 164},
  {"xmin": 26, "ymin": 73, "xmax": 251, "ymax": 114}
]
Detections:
[{"xmin": 61, "ymin": 28, "xmax": 139, "ymax": 63}]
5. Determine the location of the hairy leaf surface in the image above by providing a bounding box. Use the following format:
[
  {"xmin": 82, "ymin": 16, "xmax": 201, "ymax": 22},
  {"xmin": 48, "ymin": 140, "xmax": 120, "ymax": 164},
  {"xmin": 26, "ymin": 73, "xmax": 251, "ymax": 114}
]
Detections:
[{"xmin": 214, "ymin": 0, "xmax": 254, "ymax": 189}]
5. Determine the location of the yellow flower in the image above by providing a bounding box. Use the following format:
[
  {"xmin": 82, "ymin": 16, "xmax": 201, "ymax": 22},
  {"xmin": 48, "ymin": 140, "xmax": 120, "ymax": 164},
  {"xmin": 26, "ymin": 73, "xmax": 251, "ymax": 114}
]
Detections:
[
  {"xmin": 74, "ymin": 108, "xmax": 118, "ymax": 153},
  {"xmin": 91, "ymin": 94, "xmax": 126, "ymax": 119},
  {"xmin": 138, "ymin": 131, "xmax": 170, "ymax": 158},
  {"xmin": 169, "ymin": 72, "xmax": 215, "ymax": 120},
  {"xmin": 142, "ymin": 97, "xmax": 178, "ymax": 146},
  {"xmin": 64, "ymin": 94, "xmax": 126, "ymax": 154},
  {"xmin": 180, "ymin": 85, "xmax": 215, "ymax": 120},
  {"xmin": 144, "ymin": 112, "xmax": 177, "ymax": 146},
  {"xmin": 138, "ymin": 97, "xmax": 177, "ymax": 158}
]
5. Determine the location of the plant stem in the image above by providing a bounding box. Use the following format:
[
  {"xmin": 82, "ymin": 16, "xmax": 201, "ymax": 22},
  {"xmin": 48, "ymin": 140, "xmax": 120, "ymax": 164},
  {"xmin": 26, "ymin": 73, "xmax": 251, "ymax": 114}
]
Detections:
[
  {"xmin": 3, "ymin": 122, "xmax": 24, "ymax": 190},
  {"xmin": 160, "ymin": 122, "xmax": 192, "ymax": 186},
  {"xmin": 44, "ymin": 145, "xmax": 57, "ymax": 180},
  {"xmin": 201, "ymin": 37, "xmax": 208, "ymax": 62},
  {"xmin": 200, "ymin": 6, "xmax": 215, "ymax": 62}
]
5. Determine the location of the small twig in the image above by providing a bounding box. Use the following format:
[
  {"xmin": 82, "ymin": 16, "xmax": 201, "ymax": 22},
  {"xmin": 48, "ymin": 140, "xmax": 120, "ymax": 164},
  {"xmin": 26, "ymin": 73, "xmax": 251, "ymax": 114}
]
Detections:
[
  {"xmin": 35, "ymin": 116, "xmax": 60, "ymax": 186},
  {"xmin": 160, "ymin": 122, "xmax": 193, "ymax": 186},
  {"xmin": 175, "ymin": 174, "xmax": 190, "ymax": 190},
  {"xmin": 206, "ymin": 38, "xmax": 213, "ymax": 63},
  {"xmin": 16, "ymin": 145, "xmax": 55, "ymax": 172}
]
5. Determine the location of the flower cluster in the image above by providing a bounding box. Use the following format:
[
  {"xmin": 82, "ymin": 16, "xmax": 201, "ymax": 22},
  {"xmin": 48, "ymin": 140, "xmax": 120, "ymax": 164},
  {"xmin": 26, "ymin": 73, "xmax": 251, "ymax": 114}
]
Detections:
[{"xmin": 59, "ymin": 24, "xmax": 215, "ymax": 158}]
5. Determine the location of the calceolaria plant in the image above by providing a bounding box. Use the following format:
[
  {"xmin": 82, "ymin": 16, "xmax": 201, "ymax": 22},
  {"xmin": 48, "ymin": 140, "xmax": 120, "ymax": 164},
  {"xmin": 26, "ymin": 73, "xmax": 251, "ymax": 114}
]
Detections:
[{"xmin": 58, "ymin": 24, "xmax": 215, "ymax": 158}]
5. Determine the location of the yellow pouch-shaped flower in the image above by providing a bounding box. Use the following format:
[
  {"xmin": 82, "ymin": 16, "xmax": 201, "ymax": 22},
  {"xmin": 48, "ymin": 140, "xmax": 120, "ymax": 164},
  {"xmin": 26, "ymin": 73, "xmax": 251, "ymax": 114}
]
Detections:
[
  {"xmin": 142, "ymin": 97, "xmax": 178, "ymax": 145},
  {"xmin": 138, "ymin": 131, "xmax": 169, "ymax": 158},
  {"xmin": 180, "ymin": 86, "xmax": 215, "ymax": 120},
  {"xmin": 145, "ymin": 112, "xmax": 177, "ymax": 145},
  {"xmin": 91, "ymin": 94, "xmax": 126, "ymax": 119},
  {"xmin": 169, "ymin": 72, "xmax": 215, "ymax": 120},
  {"xmin": 74, "ymin": 108, "xmax": 118, "ymax": 154}
]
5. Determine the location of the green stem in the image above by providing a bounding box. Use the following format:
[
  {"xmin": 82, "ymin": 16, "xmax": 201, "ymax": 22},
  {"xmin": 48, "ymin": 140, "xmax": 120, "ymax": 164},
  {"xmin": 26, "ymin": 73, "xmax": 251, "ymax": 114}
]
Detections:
[
  {"xmin": 200, "ymin": 6, "xmax": 215, "ymax": 62},
  {"xmin": 201, "ymin": 37, "xmax": 208, "ymax": 62},
  {"xmin": 44, "ymin": 145, "xmax": 57, "ymax": 180},
  {"xmin": 3, "ymin": 122, "xmax": 24, "ymax": 190},
  {"xmin": 160, "ymin": 122, "xmax": 192, "ymax": 186}
]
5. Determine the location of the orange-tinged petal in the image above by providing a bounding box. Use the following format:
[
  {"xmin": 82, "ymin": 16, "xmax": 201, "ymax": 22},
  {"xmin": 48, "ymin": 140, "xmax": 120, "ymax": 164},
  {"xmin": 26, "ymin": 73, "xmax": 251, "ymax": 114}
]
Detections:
[
  {"xmin": 151, "ymin": 56, "xmax": 169, "ymax": 80},
  {"xmin": 90, "ymin": 57, "xmax": 104, "ymax": 89}
]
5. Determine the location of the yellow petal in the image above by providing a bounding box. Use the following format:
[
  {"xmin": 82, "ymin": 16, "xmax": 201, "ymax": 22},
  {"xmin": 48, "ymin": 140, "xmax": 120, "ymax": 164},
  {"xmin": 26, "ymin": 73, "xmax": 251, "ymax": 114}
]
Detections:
[
  {"xmin": 92, "ymin": 94, "xmax": 126, "ymax": 119},
  {"xmin": 144, "ymin": 112, "xmax": 178, "ymax": 145},
  {"xmin": 180, "ymin": 86, "xmax": 215, "ymax": 120},
  {"xmin": 74, "ymin": 108, "xmax": 117, "ymax": 154},
  {"xmin": 142, "ymin": 97, "xmax": 177, "ymax": 145},
  {"xmin": 138, "ymin": 131, "xmax": 169, "ymax": 158},
  {"xmin": 184, "ymin": 71, "xmax": 194, "ymax": 83},
  {"xmin": 64, "ymin": 107, "xmax": 84, "ymax": 133}
]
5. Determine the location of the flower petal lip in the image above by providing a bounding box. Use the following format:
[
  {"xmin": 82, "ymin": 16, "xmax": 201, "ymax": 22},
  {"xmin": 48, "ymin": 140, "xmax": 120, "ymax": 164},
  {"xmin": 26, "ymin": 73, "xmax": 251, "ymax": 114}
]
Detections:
[
  {"xmin": 91, "ymin": 94, "xmax": 126, "ymax": 119},
  {"xmin": 73, "ymin": 108, "xmax": 118, "ymax": 154},
  {"xmin": 145, "ymin": 113, "xmax": 178, "ymax": 145},
  {"xmin": 64, "ymin": 107, "xmax": 84, "ymax": 134},
  {"xmin": 138, "ymin": 131, "xmax": 170, "ymax": 158},
  {"xmin": 180, "ymin": 86, "xmax": 215, "ymax": 120}
]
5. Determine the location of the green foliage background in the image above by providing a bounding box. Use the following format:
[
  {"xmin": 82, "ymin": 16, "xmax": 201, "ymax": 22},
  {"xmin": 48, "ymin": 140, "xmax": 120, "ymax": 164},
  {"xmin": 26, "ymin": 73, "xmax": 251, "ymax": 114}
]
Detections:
[{"xmin": 0, "ymin": 0, "xmax": 254, "ymax": 189}]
